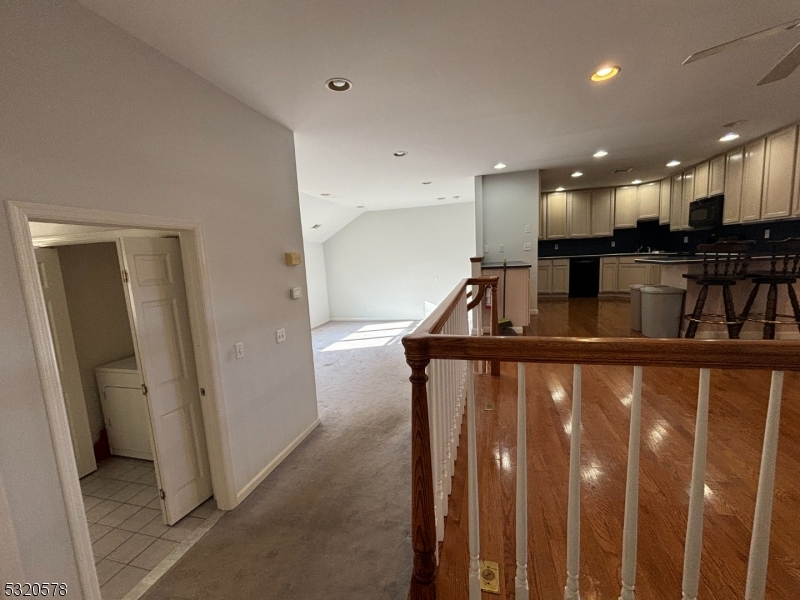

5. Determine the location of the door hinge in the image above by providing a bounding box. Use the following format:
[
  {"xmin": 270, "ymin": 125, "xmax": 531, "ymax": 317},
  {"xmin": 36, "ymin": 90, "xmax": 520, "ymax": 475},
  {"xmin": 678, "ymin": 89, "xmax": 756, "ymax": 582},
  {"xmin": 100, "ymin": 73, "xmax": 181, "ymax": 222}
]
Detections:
[
  {"xmin": 159, "ymin": 488, "xmax": 166, "ymax": 500},
  {"xmin": 141, "ymin": 383, "xmax": 148, "ymax": 396},
  {"xmin": 122, "ymin": 270, "xmax": 129, "ymax": 283}
]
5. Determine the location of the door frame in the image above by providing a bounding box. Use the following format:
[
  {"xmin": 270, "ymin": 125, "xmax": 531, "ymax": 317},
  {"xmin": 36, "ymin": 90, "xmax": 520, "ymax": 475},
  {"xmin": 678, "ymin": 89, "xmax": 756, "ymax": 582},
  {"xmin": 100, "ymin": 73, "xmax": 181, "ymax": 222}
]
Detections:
[{"xmin": 6, "ymin": 200, "xmax": 237, "ymax": 599}]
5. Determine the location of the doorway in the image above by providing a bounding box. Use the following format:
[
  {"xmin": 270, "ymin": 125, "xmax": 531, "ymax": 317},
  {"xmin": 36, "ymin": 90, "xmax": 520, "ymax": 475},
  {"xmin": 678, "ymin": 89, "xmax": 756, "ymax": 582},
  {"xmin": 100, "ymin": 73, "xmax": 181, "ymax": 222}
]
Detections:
[{"xmin": 7, "ymin": 202, "xmax": 235, "ymax": 598}]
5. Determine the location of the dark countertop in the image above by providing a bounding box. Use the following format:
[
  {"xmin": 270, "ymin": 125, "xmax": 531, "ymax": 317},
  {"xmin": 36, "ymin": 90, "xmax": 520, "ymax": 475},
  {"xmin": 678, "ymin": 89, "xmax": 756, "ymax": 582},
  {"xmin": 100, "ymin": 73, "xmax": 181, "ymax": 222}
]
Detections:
[
  {"xmin": 538, "ymin": 252, "xmax": 670, "ymax": 260},
  {"xmin": 635, "ymin": 255, "xmax": 773, "ymax": 265},
  {"xmin": 481, "ymin": 260, "xmax": 531, "ymax": 269}
]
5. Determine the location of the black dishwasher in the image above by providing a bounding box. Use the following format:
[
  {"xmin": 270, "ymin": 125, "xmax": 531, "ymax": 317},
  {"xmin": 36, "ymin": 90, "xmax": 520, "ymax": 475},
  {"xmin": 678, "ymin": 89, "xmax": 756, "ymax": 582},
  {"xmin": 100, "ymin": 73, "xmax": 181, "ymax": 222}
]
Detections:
[{"xmin": 569, "ymin": 257, "xmax": 600, "ymax": 297}]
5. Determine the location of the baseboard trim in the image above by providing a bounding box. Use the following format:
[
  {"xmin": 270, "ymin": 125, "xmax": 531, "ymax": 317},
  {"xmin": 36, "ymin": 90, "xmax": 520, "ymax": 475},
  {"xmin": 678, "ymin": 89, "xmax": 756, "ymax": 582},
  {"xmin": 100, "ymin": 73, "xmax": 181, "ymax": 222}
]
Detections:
[
  {"xmin": 235, "ymin": 418, "xmax": 321, "ymax": 505},
  {"xmin": 529, "ymin": 309, "xmax": 539, "ymax": 315},
  {"xmin": 330, "ymin": 317, "xmax": 417, "ymax": 322}
]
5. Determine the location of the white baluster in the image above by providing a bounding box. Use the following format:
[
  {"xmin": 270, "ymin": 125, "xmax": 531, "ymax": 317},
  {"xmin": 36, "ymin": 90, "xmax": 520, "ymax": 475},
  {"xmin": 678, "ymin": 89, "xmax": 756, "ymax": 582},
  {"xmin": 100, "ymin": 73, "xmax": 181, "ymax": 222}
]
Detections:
[
  {"xmin": 429, "ymin": 360, "xmax": 443, "ymax": 542},
  {"xmin": 745, "ymin": 371, "xmax": 785, "ymax": 600},
  {"xmin": 681, "ymin": 368, "xmax": 711, "ymax": 600},
  {"xmin": 619, "ymin": 367, "xmax": 643, "ymax": 600},
  {"xmin": 516, "ymin": 363, "xmax": 530, "ymax": 599},
  {"xmin": 467, "ymin": 361, "xmax": 481, "ymax": 600},
  {"xmin": 565, "ymin": 364, "xmax": 582, "ymax": 600}
]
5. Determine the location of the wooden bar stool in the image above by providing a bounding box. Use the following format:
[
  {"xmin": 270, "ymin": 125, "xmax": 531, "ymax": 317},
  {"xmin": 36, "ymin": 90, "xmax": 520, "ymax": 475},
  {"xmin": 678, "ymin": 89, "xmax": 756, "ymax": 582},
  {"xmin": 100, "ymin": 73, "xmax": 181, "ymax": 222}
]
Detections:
[
  {"xmin": 738, "ymin": 238, "xmax": 800, "ymax": 339},
  {"xmin": 683, "ymin": 240, "xmax": 755, "ymax": 339}
]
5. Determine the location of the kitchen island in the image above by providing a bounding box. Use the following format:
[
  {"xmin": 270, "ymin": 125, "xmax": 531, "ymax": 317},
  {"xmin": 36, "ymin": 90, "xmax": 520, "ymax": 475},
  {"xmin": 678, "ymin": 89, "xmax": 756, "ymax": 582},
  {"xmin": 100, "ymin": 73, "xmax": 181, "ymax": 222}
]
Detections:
[{"xmin": 635, "ymin": 256, "xmax": 798, "ymax": 339}]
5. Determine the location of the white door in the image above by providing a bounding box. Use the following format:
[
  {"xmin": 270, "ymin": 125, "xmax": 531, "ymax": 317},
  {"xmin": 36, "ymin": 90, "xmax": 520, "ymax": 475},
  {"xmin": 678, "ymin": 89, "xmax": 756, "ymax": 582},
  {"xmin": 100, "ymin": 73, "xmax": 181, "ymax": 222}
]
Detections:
[
  {"xmin": 35, "ymin": 248, "xmax": 97, "ymax": 478},
  {"xmin": 120, "ymin": 237, "xmax": 212, "ymax": 525}
]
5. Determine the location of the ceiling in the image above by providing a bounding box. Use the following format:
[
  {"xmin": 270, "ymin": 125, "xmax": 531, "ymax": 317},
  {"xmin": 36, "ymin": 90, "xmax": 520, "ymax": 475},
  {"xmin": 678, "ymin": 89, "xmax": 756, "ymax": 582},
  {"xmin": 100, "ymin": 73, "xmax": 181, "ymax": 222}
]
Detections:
[{"xmin": 78, "ymin": 0, "xmax": 800, "ymax": 208}]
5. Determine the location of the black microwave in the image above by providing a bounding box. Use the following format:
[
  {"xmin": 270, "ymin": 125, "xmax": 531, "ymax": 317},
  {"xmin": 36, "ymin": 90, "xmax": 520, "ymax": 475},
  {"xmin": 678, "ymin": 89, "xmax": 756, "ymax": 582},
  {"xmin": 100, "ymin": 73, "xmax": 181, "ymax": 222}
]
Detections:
[{"xmin": 688, "ymin": 195, "xmax": 724, "ymax": 229}]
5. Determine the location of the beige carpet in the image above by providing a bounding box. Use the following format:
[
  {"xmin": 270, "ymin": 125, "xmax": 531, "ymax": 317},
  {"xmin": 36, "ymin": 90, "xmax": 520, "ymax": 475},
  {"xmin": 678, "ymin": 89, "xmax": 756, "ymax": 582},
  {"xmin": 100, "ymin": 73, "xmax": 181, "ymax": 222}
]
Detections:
[{"xmin": 141, "ymin": 320, "xmax": 416, "ymax": 599}]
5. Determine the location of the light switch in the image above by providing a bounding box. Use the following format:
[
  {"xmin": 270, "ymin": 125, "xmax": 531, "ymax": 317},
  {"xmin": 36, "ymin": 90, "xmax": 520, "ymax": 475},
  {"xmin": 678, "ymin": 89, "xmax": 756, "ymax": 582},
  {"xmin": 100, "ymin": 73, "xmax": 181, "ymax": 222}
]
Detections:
[
  {"xmin": 276, "ymin": 329, "xmax": 286, "ymax": 343},
  {"xmin": 499, "ymin": 244, "xmax": 505, "ymax": 253},
  {"xmin": 291, "ymin": 287, "xmax": 302, "ymax": 299},
  {"xmin": 684, "ymin": 236, "xmax": 689, "ymax": 243},
  {"xmin": 483, "ymin": 245, "xmax": 489, "ymax": 253},
  {"xmin": 235, "ymin": 342, "xmax": 244, "ymax": 359},
  {"xmin": 764, "ymin": 229, "xmax": 770, "ymax": 239},
  {"xmin": 611, "ymin": 241, "xmax": 616, "ymax": 248},
  {"xmin": 523, "ymin": 242, "xmax": 532, "ymax": 251},
  {"xmin": 525, "ymin": 224, "xmax": 531, "ymax": 233}
]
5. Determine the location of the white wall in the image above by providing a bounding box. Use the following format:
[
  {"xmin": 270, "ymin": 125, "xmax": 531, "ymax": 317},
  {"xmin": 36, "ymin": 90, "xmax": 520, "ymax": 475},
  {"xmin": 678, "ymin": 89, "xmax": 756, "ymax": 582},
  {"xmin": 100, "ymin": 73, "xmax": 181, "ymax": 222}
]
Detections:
[
  {"xmin": 325, "ymin": 203, "xmax": 475, "ymax": 320},
  {"xmin": 0, "ymin": 0, "xmax": 318, "ymax": 589},
  {"xmin": 303, "ymin": 242, "xmax": 330, "ymax": 328},
  {"xmin": 480, "ymin": 170, "xmax": 540, "ymax": 312}
]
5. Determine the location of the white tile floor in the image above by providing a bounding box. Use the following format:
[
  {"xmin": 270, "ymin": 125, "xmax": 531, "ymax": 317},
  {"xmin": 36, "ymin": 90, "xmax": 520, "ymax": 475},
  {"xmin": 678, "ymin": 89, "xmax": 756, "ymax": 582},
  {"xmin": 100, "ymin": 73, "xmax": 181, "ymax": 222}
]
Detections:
[{"xmin": 81, "ymin": 456, "xmax": 220, "ymax": 599}]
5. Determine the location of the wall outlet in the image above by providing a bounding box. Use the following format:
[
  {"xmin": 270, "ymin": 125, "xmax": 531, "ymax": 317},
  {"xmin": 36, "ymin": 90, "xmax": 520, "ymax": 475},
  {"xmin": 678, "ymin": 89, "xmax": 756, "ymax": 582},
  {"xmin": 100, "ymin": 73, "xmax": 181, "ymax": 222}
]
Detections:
[
  {"xmin": 554, "ymin": 243, "xmax": 559, "ymax": 250},
  {"xmin": 235, "ymin": 341, "xmax": 244, "ymax": 359},
  {"xmin": 499, "ymin": 244, "xmax": 505, "ymax": 253},
  {"xmin": 484, "ymin": 245, "xmax": 489, "ymax": 253},
  {"xmin": 524, "ymin": 224, "xmax": 531, "ymax": 233},
  {"xmin": 684, "ymin": 236, "xmax": 689, "ymax": 243},
  {"xmin": 764, "ymin": 229, "xmax": 770, "ymax": 239},
  {"xmin": 290, "ymin": 287, "xmax": 302, "ymax": 299},
  {"xmin": 611, "ymin": 241, "xmax": 616, "ymax": 248},
  {"xmin": 276, "ymin": 328, "xmax": 286, "ymax": 343},
  {"xmin": 523, "ymin": 242, "xmax": 532, "ymax": 251}
]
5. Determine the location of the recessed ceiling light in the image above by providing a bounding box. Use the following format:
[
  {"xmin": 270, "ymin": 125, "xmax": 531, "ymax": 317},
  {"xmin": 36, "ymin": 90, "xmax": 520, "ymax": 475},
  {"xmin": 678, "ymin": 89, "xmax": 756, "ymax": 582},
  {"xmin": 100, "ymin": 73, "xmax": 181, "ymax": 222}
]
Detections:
[
  {"xmin": 356, "ymin": 205, "xmax": 365, "ymax": 208},
  {"xmin": 422, "ymin": 181, "xmax": 432, "ymax": 185},
  {"xmin": 591, "ymin": 66, "xmax": 620, "ymax": 82},
  {"xmin": 393, "ymin": 151, "xmax": 408, "ymax": 157},
  {"xmin": 320, "ymin": 193, "xmax": 330, "ymax": 196},
  {"xmin": 632, "ymin": 179, "xmax": 643, "ymax": 184},
  {"xmin": 571, "ymin": 171, "xmax": 583, "ymax": 178},
  {"xmin": 556, "ymin": 187, "xmax": 565, "ymax": 192},
  {"xmin": 325, "ymin": 78, "xmax": 352, "ymax": 92},
  {"xmin": 494, "ymin": 163, "xmax": 507, "ymax": 169},
  {"xmin": 720, "ymin": 132, "xmax": 740, "ymax": 142},
  {"xmin": 666, "ymin": 160, "xmax": 681, "ymax": 167},
  {"xmin": 593, "ymin": 150, "xmax": 608, "ymax": 158}
]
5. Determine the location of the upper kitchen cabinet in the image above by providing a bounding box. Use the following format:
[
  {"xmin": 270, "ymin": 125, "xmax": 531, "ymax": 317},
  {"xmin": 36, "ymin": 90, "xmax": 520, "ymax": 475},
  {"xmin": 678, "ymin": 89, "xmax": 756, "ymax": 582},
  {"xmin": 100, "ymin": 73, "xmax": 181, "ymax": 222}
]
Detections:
[
  {"xmin": 681, "ymin": 168, "xmax": 694, "ymax": 229},
  {"xmin": 539, "ymin": 195, "xmax": 547, "ymax": 239},
  {"xmin": 614, "ymin": 186, "xmax": 637, "ymax": 229},
  {"xmin": 761, "ymin": 125, "xmax": 798, "ymax": 220},
  {"xmin": 636, "ymin": 182, "xmax": 660, "ymax": 220},
  {"xmin": 670, "ymin": 173, "xmax": 684, "ymax": 231},
  {"xmin": 659, "ymin": 178, "xmax": 671, "ymax": 225},
  {"xmin": 591, "ymin": 188, "xmax": 614, "ymax": 237},
  {"xmin": 723, "ymin": 149, "xmax": 744, "ymax": 224},
  {"xmin": 567, "ymin": 190, "xmax": 592, "ymax": 238},
  {"xmin": 709, "ymin": 155, "xmax": 725, "ymax": 195},
  {"xmin": 694, "ymin": 161, "xmax": 710, "ymax": 200},
  {"xmin": 545, "ymin": 192, "xmax": 568, "ymax": 239},
  {"xmin": 741, "ymin": 138, "xmax": 766, "ymax": 222}
]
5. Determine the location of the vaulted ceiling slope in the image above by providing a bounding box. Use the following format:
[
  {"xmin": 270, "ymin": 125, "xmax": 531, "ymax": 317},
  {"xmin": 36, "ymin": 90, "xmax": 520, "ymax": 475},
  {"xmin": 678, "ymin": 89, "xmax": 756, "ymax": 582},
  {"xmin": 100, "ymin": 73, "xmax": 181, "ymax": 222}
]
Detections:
[{"xmin": 79, "ymin": 0, "xmax": 800, "ymax": 205}]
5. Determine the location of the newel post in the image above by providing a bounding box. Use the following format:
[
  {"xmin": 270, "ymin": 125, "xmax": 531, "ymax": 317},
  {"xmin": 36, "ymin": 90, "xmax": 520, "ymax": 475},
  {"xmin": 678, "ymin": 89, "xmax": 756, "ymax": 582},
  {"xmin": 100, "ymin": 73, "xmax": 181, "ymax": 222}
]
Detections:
[
  {"xmin": 490, "ymin": 279, "xmax": 500, "ymax": 376},
  {"xmin": 408, "ymin": 356, "xmax": 437, "ymax": 600}
]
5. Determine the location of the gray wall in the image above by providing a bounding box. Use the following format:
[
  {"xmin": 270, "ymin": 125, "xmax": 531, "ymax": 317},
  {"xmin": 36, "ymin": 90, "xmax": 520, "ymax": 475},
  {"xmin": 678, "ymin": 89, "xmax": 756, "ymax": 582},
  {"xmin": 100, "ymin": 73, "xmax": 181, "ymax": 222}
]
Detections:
[{"xmin": 480, "ymin": 170, "xmax": 540, "ymax": 312}]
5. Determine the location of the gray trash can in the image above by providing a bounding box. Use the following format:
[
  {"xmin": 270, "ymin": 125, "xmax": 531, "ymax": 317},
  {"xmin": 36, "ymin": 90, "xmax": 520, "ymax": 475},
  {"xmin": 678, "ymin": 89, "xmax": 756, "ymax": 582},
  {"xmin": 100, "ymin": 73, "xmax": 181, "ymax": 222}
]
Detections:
[
  {"xmin": 641, "ymin": 286, "xmax": 686, "ymax": 338},
  {"xmin": 630, "ymin": 284, "xmax": 668, "ymax": 331}
]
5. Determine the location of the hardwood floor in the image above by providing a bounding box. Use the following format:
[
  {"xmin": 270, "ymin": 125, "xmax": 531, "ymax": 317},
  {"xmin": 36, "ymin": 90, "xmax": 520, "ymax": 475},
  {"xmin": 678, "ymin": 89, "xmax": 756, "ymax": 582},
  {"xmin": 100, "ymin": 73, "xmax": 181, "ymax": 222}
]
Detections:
[{"xmin": 438, "ymin": 298, "xmax": 800, "ymax": 599}]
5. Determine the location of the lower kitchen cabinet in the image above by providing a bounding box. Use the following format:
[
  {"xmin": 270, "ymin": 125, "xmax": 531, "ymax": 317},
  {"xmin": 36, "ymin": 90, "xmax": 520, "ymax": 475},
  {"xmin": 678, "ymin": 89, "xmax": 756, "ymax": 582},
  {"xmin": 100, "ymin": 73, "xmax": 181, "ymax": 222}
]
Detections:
[
  {"xmin": 538, "ymin": 259, "xmax": 569, "ymax": 294},
  {"xmin": 600, "ymin": 257, "xmax": 661, "ymax": 293},
  {"xmin": 600, "ymin": 258, "xmax": 618, "ymax": 293}
]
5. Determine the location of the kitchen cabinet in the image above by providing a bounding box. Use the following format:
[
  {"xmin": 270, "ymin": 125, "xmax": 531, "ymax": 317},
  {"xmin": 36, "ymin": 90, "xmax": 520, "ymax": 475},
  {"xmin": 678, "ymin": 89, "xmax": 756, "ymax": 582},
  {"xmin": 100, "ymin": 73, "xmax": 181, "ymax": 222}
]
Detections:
[
  {"xmin": 709, "ymin": 155, "xmax": 726, "ymax": 195},
  {"xmin": 614, "ymin": 186, "xmax": 638, "ymax": 228},
  {"xmin": 670, "ymin": 174, "xmax": 684, "ymax": 231},
  {"xmin": 600, "ymin": 257, "xmax": 618, "ymax": 293},
  {"xmin": 590, "ymin": 188, "xmax": 614, "ymax": 237},
  {"xmin": 647, "ymin": 264, "xmax": 661, "ymax": 285},
  {"xmin": 681, "ymin": 168, "xmax": 694, "ymax": 229},
  {"xmin": 761, "ymin": 125, "xmax": 797, "ymax": 220},
  {"xmin": 538, "ymin": 259, "xmax": 569, "ymax": 295},
  {"xmin": 482, "ymin": 265, "xmax": 531, "ymax": 328},
  {"xmin": 723, "ymin": 149, "xmax": 744, "ymax": 224},
  {"xmin": 546, "ymin": 192, "xmax": 568, "ymax": 239},
  {"xmin": 659, "ymin": 178, "xmax": 671, "ymax": 225},
  {"xmin": 694, "ymin": 161, "xmax": 709, "ymax": 199},
  {"xmin": 617, "ymin": 257, "xmax": 650, "ymax": 292},
  {"xmin": 567, "ymin": 191, "xmax": 592, "ymax": 238},
  {"xmin": 539, "ymin": 195, "xmax": 547, "ymax": 239},
  {"xmin": 636, "ymin": 182, "xmax": 660, "ymax": 220},
  {"xmin": 741, "ymin": 138, "xmax": 766, "ymax": 222}
]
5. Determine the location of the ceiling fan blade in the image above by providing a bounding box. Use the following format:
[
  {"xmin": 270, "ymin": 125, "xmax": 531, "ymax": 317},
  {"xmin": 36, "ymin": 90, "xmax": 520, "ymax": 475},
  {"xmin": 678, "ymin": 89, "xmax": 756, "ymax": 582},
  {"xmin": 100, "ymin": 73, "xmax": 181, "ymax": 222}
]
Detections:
[
  {"xmin": 758, "ymin": 40, "xmax": 800, "ymax": 85},
  {"xmin": 682, "ymin": 18, "xmax": 800, "ymax": 65}
]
